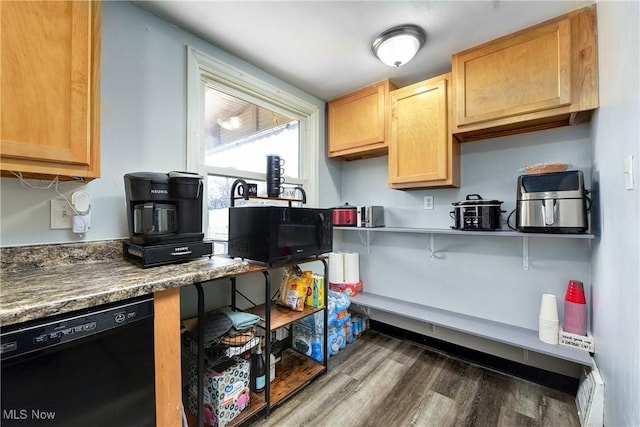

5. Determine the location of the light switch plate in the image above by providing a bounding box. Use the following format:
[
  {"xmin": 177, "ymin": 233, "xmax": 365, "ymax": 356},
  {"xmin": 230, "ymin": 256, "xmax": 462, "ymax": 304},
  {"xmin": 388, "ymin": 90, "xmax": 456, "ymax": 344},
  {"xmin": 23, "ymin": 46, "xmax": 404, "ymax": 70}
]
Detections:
[
  {"xmin": 624, "ymin": 154, "xmax": 635, "ymax": 190},
  {"xmin": 51, "ymin": 199, "xmax": 73, "ymax": 229}
]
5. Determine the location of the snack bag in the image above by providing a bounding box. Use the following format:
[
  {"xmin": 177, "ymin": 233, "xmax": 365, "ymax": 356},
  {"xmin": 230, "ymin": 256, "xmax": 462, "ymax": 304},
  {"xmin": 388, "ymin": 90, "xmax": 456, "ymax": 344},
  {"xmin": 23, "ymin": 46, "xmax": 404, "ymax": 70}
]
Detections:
[{"xmin": 278, "ymin": 267, "xmax": 313, "ymax": 311}]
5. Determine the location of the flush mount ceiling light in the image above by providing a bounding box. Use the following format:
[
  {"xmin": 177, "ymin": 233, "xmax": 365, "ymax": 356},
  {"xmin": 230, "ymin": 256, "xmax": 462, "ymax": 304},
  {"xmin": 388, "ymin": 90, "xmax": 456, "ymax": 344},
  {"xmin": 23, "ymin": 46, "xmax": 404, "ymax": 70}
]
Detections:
[{"xmin": 372, "ymin": 24, "xmax": 426, "ymax": 67}]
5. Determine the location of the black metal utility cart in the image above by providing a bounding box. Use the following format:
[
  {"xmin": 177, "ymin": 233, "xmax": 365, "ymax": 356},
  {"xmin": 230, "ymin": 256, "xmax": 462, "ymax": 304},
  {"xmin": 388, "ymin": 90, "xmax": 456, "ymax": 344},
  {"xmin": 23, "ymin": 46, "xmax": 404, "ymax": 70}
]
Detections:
[{"xmin": 186, "ymin": 179, "xmax": 328, "ymax": 427}]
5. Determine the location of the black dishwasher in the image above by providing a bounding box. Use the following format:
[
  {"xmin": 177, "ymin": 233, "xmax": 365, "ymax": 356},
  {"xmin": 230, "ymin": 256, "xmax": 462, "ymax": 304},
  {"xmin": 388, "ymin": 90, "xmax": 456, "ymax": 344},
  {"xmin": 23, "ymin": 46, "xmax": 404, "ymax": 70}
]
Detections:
[{"xmin": 0, "ymin": 295, "xmax": 156, "ymax": 427}]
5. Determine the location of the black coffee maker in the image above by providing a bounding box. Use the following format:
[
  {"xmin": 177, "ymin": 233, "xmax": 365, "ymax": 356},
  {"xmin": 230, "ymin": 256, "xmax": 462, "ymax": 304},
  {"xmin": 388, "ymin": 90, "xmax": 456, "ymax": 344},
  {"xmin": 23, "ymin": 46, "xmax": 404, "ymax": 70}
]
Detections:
[{"xmin": 123, "ymin": 171, "xmax": 212, "ymax": 267}]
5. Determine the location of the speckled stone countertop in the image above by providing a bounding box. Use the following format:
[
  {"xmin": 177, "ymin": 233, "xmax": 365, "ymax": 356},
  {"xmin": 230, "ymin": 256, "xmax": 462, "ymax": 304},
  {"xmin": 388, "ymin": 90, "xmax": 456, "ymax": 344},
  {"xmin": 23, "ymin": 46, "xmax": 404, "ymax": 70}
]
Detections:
[{"xmin": 0, "ymin": 240, "xmax": 249, "ymax": 327}]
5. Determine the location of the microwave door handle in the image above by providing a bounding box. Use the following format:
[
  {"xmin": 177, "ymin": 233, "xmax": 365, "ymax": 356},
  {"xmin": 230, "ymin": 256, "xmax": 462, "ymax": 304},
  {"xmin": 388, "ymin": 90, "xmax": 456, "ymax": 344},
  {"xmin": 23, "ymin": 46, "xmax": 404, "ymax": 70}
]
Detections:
[{"xmin": 315, "ymin": 213, "xmax": 324, "ymax": 248}]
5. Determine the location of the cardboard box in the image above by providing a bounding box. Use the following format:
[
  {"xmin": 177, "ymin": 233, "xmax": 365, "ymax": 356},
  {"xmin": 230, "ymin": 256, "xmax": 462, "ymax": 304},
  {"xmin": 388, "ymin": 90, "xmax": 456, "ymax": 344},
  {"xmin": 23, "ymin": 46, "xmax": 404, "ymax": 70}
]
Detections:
[
  {"xmin": 329, "ymin": 280, "xmax": 363, "ymax": 297},
  {"xmin": 559, "ymin": 328, "xmax": 595, "ymax": 352},
  {"xmin": 305, "ymin": 274, "xmax": 325, "ymax": 308},
  {"xmin": 350, "ymin": 313, "xmax": 369, "ymax": 338},
  {"xmin": 187, "ymin": 357, "xmax": 250, "ymax": 427},
  {"xmin": 187, "ymin": 389, "xmax": 250, "ymax": 427}
]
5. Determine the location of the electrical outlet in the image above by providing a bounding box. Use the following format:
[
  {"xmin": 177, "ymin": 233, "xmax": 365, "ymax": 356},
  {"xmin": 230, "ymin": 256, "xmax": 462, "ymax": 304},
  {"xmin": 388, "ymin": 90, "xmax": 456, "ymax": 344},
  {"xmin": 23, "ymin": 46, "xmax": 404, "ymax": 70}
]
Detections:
[
  {"xmin": 423, "ymin": 195, "xmax": 434, "ymax": 210},
  {"xmin": 51, "ymin": 199, "xmax": 73, "ymax": 229}
]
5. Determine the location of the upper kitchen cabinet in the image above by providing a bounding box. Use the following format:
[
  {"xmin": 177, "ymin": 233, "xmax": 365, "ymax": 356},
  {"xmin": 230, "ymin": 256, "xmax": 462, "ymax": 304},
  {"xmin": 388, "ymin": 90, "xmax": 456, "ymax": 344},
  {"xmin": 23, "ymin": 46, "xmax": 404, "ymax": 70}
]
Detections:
[
  {"xmin": 389, "ymin": 73, "xmax": 460, "ymax": 189},
  {"xmin": 328, "ymin": 79, "xmax": 396, "ymax": 160},
  {"xmin": 452, "ymin": 6, "xmax": 598, "ymax": 142},
  {"xmin": 1, "ymin": 1, "xmax": 101, "ymax": 181}
]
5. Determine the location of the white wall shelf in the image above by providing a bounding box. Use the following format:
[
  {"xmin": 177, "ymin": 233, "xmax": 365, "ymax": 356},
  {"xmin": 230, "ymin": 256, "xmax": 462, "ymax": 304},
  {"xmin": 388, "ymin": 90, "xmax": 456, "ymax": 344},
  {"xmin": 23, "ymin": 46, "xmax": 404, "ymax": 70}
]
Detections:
[
  {"xmin": 351, "ymin": 292, "xmax": 593, "ymax": 366},
  {"xmin": 335, "ymin": 226, "xmax": 594, "ymax": 270}
]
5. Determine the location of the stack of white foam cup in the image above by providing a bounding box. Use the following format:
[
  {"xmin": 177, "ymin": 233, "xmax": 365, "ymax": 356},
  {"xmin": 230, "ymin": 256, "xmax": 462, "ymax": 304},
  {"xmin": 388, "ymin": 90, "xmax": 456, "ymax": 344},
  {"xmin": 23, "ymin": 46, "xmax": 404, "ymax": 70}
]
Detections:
[{"xmin": 539, "ymin": 293, "xmax": 560, "ymax": 344}]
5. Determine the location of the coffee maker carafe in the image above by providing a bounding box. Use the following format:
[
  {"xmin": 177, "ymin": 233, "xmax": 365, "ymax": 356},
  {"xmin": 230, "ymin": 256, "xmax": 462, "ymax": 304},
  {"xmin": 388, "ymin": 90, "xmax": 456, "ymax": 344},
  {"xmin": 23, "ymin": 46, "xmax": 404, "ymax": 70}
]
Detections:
[{"xmin": 124, "ymin": 171, "xmax": 204, "ymax": 245}]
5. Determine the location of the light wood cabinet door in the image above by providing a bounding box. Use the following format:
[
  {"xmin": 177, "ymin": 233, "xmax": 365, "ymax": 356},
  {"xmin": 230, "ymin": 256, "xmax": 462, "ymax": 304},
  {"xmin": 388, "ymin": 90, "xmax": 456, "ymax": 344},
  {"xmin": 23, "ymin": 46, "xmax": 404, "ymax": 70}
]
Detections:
[
  {"xmin": 1, "ymin": 1, "xmax": 101, "ymax": 180},
  {"xmin": 452, "ymin": 5, "xmax": 598, "ymax": 142},
  {"xmin": 328, "ymin": 80, "xmax": 394, "ymax": 160},
  {"xmin": 389, "ymin": 74, "xmax": 459, "ymax": 189}
]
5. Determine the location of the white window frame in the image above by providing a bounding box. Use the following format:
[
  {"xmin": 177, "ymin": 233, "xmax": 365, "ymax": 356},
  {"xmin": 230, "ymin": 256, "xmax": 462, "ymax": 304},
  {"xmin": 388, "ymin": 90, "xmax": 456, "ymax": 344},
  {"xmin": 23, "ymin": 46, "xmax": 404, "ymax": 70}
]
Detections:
[{"xmin": 186, "ymin": 46, "xmax": 321, "ymax": 232}]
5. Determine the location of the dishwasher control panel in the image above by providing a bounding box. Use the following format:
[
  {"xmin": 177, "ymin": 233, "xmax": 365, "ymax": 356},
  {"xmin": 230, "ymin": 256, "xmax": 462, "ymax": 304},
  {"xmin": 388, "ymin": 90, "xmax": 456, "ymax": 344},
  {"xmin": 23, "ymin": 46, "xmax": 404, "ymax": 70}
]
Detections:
[{"xmin": 0, "ymin": 295, "xmax": 154, "ymax": 360}]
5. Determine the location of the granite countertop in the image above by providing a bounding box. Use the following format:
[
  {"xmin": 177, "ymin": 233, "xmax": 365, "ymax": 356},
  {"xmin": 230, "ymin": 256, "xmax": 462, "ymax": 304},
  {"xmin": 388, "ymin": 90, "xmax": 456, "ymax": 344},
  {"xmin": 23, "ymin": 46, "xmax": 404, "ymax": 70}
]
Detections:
[{"xmin": 0, "ymin": 240, "xmax": 250, "ymax": 326}]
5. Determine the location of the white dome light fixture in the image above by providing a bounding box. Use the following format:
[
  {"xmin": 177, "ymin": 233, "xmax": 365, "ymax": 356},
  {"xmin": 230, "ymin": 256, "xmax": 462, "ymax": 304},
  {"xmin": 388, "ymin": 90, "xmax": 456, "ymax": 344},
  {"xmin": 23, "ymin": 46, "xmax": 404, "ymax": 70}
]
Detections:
[
  {"xmin": 217, "ymin": 116, "xmax": 240, "ymax": 130},
  {"xmin": 372, "ymin": 24, "xmax": 426, "ymax": 67}
]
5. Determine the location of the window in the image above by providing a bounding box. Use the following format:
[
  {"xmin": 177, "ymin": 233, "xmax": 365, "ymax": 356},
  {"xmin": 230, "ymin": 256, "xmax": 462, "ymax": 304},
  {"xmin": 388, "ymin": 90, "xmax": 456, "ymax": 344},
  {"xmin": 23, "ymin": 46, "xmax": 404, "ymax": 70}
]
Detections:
[
  {"xmin": 204, "ymin": 86, "xmax": 300, "ymax": 178},
  {"xmin": 186, "ymin": 47, "xmax": 320, "ymax": 253}
]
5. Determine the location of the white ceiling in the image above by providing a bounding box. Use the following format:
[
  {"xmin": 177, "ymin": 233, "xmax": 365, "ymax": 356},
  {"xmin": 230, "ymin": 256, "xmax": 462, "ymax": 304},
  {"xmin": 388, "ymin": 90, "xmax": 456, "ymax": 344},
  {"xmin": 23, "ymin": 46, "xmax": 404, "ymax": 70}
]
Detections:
[{"xmin": 132, "ymin": 0, "xmax": 593, "ymax": 101}]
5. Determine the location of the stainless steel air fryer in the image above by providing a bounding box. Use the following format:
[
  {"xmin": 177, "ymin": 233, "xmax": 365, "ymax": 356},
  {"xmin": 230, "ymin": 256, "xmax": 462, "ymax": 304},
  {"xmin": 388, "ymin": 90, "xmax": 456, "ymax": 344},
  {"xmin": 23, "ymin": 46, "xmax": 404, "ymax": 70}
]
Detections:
[{"xmin": 516, "ymin": 170, "xmax": 589, "ymax": 233}]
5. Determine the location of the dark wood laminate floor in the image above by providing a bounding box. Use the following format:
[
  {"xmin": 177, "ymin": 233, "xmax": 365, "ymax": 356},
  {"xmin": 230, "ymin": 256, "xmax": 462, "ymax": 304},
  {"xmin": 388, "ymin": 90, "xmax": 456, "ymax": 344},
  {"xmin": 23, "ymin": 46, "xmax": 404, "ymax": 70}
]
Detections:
[{"xmin": 249, "ymin": 332, "xmax": 580, "ymax": 427}]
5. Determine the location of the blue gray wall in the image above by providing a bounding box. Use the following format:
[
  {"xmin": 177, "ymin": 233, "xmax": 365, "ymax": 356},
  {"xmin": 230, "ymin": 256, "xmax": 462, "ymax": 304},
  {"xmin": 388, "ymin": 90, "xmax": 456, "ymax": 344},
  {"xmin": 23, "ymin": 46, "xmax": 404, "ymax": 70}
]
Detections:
[
  {"xmin": 591, "ymin": 2, "xmax": 640, "ymax": 426},
  {"xmin": 338, "ymin": 125, "xmax": 592, "ymax": 329}
]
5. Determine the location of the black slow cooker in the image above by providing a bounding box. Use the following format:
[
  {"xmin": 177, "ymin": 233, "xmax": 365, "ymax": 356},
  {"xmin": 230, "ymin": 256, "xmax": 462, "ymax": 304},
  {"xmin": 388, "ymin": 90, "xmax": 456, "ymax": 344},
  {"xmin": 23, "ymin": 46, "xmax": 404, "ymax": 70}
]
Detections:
[{"xmin": 450, "ymin": 194, "xmax": 505, "ymax": 231}]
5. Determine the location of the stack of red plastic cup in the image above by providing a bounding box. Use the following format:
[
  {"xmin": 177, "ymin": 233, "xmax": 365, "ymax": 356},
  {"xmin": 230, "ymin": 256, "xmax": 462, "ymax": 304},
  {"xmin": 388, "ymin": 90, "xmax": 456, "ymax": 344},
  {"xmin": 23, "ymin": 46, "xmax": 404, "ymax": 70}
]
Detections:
[{"xmin": 563, "ymin": 280, "xmax": 587, "ymax": 336}]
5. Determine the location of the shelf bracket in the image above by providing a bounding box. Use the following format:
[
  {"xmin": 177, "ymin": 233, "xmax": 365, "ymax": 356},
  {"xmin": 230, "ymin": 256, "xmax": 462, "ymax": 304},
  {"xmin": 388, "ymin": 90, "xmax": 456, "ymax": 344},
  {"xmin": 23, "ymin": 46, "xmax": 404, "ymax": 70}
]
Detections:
[
  {"xmin": 355, "ymin": 304, "xmax": 371, "ymax": 316},
  {"xmin": 427, "ymin": 233, "xmax": 435, "ymax": 261},
  {"xmin": 431, "ymin": 323, "xmax": 436, "ymax": 335},
  {"xmin": 522, "ymin": 236, "xmax": 529, "ymax": 271},
  {"xmin": 358, "ymin": 230, "xmax": 371, "ymax": 254}
]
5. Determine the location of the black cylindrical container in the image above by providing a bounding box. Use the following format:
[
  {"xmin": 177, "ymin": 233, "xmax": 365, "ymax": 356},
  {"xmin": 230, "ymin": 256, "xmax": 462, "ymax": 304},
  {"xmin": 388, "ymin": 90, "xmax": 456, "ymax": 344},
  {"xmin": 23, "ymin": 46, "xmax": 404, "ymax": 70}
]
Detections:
[{"xmin": 266, "ymin": 155, "xmax": 285, "ymax": 197}]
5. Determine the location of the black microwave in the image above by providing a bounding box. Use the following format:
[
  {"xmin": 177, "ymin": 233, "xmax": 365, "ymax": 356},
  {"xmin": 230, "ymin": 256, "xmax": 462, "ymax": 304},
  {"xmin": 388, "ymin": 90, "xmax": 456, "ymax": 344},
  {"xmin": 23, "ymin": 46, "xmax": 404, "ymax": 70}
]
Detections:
[{"xmin": 228, "ymin": 206, "xmax": 333, "ymax": 264}]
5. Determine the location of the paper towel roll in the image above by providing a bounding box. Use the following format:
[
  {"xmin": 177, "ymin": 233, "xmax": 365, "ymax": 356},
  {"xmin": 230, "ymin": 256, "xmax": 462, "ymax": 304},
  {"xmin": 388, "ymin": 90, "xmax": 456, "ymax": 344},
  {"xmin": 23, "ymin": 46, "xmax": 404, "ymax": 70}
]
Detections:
[
  {"xmin": 328, "ymin": 252, "xmax": 344, "ymax": 283},
  {"xmin": 343, "ymin": 252, "xmax": 360, "ymax": 283}
]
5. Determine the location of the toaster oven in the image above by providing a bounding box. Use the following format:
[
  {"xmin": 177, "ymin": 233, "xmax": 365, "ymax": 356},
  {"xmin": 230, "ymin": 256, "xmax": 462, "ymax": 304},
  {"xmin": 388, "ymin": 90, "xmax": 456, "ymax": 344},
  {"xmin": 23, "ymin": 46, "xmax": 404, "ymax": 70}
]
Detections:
[{"xmin": 358, "ymin": 205, "xmax": 385, "ymax": 228}]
